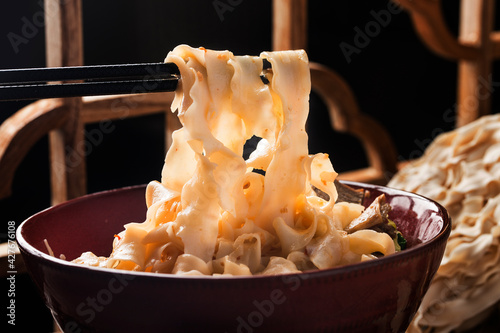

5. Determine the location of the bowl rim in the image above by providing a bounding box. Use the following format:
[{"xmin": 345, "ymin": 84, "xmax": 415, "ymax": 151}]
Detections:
[{"xmin": 16, "ymin": 181, "xmax": 451, "ymax": 281}]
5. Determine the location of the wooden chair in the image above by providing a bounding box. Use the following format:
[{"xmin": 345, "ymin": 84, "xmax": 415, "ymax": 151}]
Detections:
[{"xmin": 395, "ymin": 0, "xmax": 500, "ymax": 127}]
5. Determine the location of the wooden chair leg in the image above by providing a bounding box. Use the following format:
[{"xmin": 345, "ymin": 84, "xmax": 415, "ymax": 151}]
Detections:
[
  {"xmin": 45, "ymin": 1, "xmax": 84, "ymax": 330},
  {"xmin": 273, "ymin": 0, "xmax": 308, "ymax": 51},
  {"xmin": 456, "ymin": 0, "xmax": 496, "ymax": 126},
  {"xmin": 45, "ymin": 0, "xmax": 86, "ymax": 204},
  {"xmin": 49, "ymin": 98, "xmax": 87, "ymax": 205}
]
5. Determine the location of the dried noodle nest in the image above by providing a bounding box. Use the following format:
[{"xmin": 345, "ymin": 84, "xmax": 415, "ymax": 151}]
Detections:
[{"xmin": 388, "ymin": 114, "xmax": 500, "ymax": 333}]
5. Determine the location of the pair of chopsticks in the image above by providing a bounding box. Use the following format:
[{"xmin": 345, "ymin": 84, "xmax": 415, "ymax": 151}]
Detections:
[
  {"xmin": 0, "ymin": 63, "xmax": 179, "ymax": 101},
  {"xmin": 0, "ymin": 60, "xmax": 272, "ymax": 101}
]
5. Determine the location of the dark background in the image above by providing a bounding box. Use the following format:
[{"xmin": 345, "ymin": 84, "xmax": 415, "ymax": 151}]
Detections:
[{"xmin": 1, "ymin": 1, "xmax": 498, "ymax": 331}]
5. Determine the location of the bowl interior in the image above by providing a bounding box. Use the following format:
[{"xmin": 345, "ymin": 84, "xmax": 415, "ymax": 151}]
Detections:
[
  {"xmin": 20, "ymin": 185, "xmax": 147, "ymax": 260},
  {"xmin": 19, "ymin": 182, "xmax": 448, "ymax": 263}
]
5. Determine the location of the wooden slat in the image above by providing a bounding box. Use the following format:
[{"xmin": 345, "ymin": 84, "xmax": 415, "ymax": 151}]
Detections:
[
  {"xmin": 80, "ymin": 93, "xmax": 175, "ymax": 123},
  {"xmin": 310, "ymin": 62, "xmax": 398, "ymax": 183},
  {"xmin": 45, "ymin": 0, "xmax": 86, "ymax": 205},
  {"xmin": 272, "ymin": 0, "xmax": 308, "ymax": 51},
  {"xmin": 396, "ymin": 0, "xmax": 498, "ymax": 127},
  {"xmin": 395, "ymin": 0, "xmax": 479, "ymax": 60},
  {"xmin": 0, "ymin": 100, "xmax": 68, "ymax": 199},
  {"xmin": 456, "ymin": 0, "xmax": 495, "ymax": 126},
  {"xmin": 491, "ymin": 31, "xmax": 500, "ymax": 58}
]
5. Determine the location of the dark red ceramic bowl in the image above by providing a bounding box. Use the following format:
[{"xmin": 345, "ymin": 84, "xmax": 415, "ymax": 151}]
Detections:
[{"xmin": 17, "ymin": 182, "xmax": 450, "ymax": 333}]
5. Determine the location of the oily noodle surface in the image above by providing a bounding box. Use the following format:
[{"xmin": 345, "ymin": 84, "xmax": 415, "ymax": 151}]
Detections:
[{"xmin": 73, "ymin": 45, "xmax": 395, "ymax": 276}]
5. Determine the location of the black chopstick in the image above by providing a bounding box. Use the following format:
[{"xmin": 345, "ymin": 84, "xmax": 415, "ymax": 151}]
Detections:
[
  {"xmin": 0, "ymin": 79, "xmax": 179, "ymax": 101},
  {"xmin": 0, "ymin": 62, "xmax": 179, "ymax": 85},
  {"xmin": 0, "ymin": 59, "xmax": 272, "ymax": 102}
]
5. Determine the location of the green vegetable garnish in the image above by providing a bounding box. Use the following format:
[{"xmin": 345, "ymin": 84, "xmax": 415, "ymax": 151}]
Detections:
[
  {"xmin": 396, "ymin": 232, "xmax": 407, "ymax": 250},
  {"xmin": 388, "ymin": 219, "xmax": 407, "ymax": 251}
]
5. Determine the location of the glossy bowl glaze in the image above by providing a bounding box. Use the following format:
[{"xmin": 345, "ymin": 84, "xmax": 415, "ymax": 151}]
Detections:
[{"xmin": 17, "ymin": 182, "xmax": 451, "ymax": 333}]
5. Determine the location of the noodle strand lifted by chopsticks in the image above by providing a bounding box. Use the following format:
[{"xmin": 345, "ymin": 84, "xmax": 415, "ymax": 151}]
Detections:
[{"xmin": 73, "ymin": 45, "xmax": 397, "ymax": 276}]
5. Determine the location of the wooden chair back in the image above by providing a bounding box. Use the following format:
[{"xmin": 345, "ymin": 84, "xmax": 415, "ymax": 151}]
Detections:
[{"xmin": 396, "ymin": 0, "xmax": 500, "ymax": 127}]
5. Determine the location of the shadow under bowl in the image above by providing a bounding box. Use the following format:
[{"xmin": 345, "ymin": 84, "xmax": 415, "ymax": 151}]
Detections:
[{"xmin": 17, "ymin": 181, "xmax": 451, "ymax": 333}]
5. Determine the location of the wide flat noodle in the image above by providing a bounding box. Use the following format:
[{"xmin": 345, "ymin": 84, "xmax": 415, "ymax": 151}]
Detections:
[
  {"xmin": 389, "ymin": 114, "xmax": 500, "ymax": 332},
  {"xmin": 73, "ymin": 45, "xmax": 398, "ymax": 276}
]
